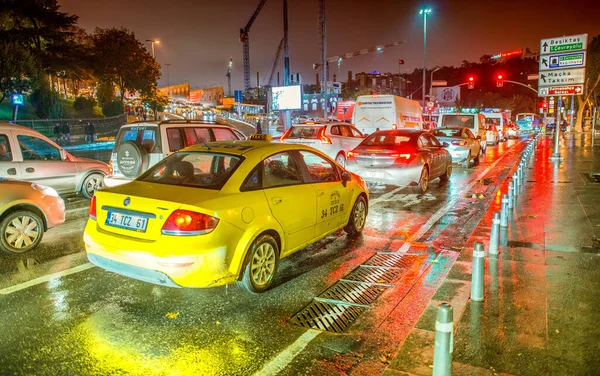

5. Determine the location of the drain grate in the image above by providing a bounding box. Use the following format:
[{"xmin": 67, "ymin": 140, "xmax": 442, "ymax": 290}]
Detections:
[
  {"xmin": 343, "ymin": 265, "xmax": 402, "ymax": 286},
  {"xmin": 318, "ymin": 280, "xmax": 387, "ymax": 306},
  {"xmin": 579, "ymin": 172, "xmax": 600, "ymax": 183},
  {"xmin": 364, "ymin": 253, "xmax": 417, "ymax": 269},
  {"xmin": 291, "ymin": 300, "xmax": 366, "ymax": 333}
]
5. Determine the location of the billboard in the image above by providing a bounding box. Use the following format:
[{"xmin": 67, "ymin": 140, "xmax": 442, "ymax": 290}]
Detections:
[
  {"xmin": 432, "ymin": 87, "xmax": 460, "ymax": 105},
  {"xmin": 271, "ymin": 85, "xmax": 302, "ymax": 111}
]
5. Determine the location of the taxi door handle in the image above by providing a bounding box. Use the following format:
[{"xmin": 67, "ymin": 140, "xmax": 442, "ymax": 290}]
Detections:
[
  {"xmin": 271, "ymin": 197, "xmax": 283, "ymax": 205},
  {"xmin": 7, "ymin": 168, "xmax": 16, "ymax": 175},
  {"xmin": 316, "ymin": 190, "xmax": 324, "ymax": 197}
]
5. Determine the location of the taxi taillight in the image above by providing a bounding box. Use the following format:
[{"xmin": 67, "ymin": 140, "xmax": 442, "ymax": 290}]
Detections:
[
  {"xmin": 318, "ymin": 128, "xmax": 332, "ymax": 144},
  {"xmin": 161, "ymin": 210, "xmax": 219, "ymax": 236},
  {"xmin": 108, "ymin": 159, "xmax": 113, "ymax": 174},
  {"xmin": 89, "ymin": 196, "xmax": 97, "ymax": 220}
]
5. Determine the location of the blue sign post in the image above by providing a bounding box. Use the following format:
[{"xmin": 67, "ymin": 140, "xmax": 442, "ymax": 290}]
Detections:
[
  {"xmin": 234, "ymin": 90, "xmax": 243, "ymax": 103},
  {"xmin": 11, "ymin": 93, "xmax": 24, "ymax": 122}
]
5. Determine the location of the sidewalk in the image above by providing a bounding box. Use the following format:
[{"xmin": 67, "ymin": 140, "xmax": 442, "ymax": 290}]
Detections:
[{"xmin": 385, "ymin": 133, "xmax": 600, "ymax": 375}]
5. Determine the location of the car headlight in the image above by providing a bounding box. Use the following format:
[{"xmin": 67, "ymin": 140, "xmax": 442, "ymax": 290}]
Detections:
[{"xmin": 32, "ymin": 183, "xmax": 60, "ymax": 198}]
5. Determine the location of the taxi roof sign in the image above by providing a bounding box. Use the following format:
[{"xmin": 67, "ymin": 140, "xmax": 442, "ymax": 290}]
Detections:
[{"xmin": 249, "ymin": 134, "xmax": 273, "ymax": 141}]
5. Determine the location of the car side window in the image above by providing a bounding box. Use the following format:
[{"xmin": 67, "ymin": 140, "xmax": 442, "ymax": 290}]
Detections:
[
  {"xmin": 263, "ymin": 152, "xmax": 303, "ymax": 188},
  {"xmin": 167, "ymin": 128, "xmax": 183, "ymax": 152},
  {"xmin": 427, "ymin": 134, "xmax": 441, "ymax": 147},
  {"xmin": 17, "ymin": 135, "xmax": 61, "ymax": 161},
  {"xmin": 213, "ymin": 128, "xmax": 238, "ymax": 141},
  {"xmin": 350, "ymin": 127, "xmax": 364, "ymax": 138},
  {"xmin": 330, "ymin": 126, "xmax": 340, "ymax": 136},
  {"xmin": 184, "ymin": 128, "xmax": 198, "ymax": 147},
  {"xmin": 241, "ymin": 165, "xmax": 262, "ymax": 191},
  {"xmin": 465, "ymin": 129, "xmax": 475, "ymax": 139},
  {"xmin": 0, "ymin": 134, "xmax": 12, "ymax": 161},
  {"xmin": 299, "ymin": 151, "xmax": 339, "ymax": 183},
  {"xmin": 339, "ymin": 125, "xmax": 351, "ymax": 137},
  {"xmin": 418, "ymin": 135, "xmax": 430, "ymax": 148}
]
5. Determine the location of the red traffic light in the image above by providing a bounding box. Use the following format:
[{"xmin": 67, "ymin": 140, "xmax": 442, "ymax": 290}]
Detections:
[
  {"xmin": 497, "ymin": 75, "xmax": 503, "ymax": 79},
  {"xmin": 469, "ymin": 77, "xmax": 474, "ymax": 82}
]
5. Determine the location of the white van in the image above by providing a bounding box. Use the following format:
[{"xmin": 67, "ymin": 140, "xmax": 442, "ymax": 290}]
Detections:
[{"xmin": 352, "ymin": 95, "xmax": 423, "ymax": 134}]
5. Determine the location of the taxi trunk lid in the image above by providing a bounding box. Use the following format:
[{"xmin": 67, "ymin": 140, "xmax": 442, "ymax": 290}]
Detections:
[{"xmin": 95, "ymin": 181, "xmax": 219, "ymax": 241}]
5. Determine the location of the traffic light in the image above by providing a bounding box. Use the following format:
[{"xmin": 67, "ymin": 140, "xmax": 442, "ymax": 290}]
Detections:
[
  {"xmin": 468, "ymin": 76, "xmax": 474, "ymax": 89},
  {"xmin": 497, "ymin": 74, "xmax": 504, "ymax": 88}
]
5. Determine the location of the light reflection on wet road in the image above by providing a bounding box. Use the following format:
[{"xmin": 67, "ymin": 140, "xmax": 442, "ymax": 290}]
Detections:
[{"xmin": 0, "ymin": 137, "xmax": 530, "ymax": 376}]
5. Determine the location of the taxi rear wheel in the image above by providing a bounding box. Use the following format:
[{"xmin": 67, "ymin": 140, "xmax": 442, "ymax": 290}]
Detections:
[
  {"xmin": 237, "ymin": 234, "xmax": 280, "ymax": 294},
  {"xmin": 344, "ymin": 196, "xmax": 367, "ymax": 236},
  {"xmin": 0, "ymin": 210, "xmax": 44, "ymax": 254}
]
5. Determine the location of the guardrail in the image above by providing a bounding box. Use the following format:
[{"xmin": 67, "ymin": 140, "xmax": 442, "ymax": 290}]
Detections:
[{"xmin": 11, "ymin": 114, "xmax": 126, "ymax": 139}]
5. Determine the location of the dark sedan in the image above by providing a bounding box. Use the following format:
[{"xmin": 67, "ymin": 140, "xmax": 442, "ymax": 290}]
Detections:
[{"xmin": 345, "ymin": 129, "xmax": 452, "ymax": 193}]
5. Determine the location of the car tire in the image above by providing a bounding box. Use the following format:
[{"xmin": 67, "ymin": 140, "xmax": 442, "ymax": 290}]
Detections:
[
  {"xmin": 474, "ymin": 148, "xmax": 481, "ymax": 165},
  {"xmin": 412, "ymin": 167, "xmax": 429, "ymax": 194},
  {"xmin": 0, "ymin": 210, "xmax": 44, "ymax": 254},
  {"xmin": 344, "ymin": 195, "xmax": 367, "ymax": 236},
  {"xmin": 81, "ymin": 173, "xmax": 105, "ymax": 199},
  {"xmin": 335, "ymin": 152, "xmax": 346, "ymax": 168},
  {"xmin": 440, "ymin": 163, "xmax": 452, "ymax": 181},
  {"xmin": 237, "ymin": 234, "xmax": 280, "ymax": 294}
]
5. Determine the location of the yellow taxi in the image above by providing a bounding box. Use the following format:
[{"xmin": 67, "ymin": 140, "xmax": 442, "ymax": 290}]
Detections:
[{"xmin": 83, "ymin": 134, "xmax": 369, "ymax": 293}]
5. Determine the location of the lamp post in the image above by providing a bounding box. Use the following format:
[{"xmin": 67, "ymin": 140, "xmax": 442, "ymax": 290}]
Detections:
[
  {"xmin": 165, "ymin": 63, "xmax": 171, "ymax": 99},
  {"xmin": 419, "ymin": 7, "xmax": 432, "ymax": 112},
  {"xmin": 430, "ymin": 66, "xmax": 440, "ymax": 99},
  {"xmin": 145, "ymin": 39, "xmax": 160, "ymax": 58}
]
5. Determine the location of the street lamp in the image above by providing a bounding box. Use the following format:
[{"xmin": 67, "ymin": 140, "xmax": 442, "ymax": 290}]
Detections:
[
  {"xmin": 165, "ymin": 63, "xmax": 171, "ymax": 98},
  {"xmin": 145, "ymin": 39, "xmax": 160, "ymax": 58},
  {"xmin": 429, "ymin": 66, "xmax": 440, "ymax": 100},
  {"xmin": 419, "ymin": 7, "xmax": 432, "ymax": 112}
]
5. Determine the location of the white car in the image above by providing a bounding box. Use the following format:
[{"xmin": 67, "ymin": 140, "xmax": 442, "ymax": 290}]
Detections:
[
  {"xmin": 279, "ymin": 122, "xmax": 365, "ymax": 167},
  {"xmin": 485, "ymin": 124, "xmax": 500, "ymax": 145}
]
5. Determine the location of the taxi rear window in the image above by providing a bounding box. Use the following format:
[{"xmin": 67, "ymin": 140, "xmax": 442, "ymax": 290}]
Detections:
[{"xmin": 138, "ymin": 152, "xmax": 242, "ymax": 190}]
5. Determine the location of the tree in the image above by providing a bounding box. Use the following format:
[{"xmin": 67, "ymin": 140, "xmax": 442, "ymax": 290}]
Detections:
[
  {"xmin": 92, "ymin": 27, "xmax": 161, "ymax": 103},
  {"xmin": 574, "ymin": 34, "xmax": 600, "ymax": 132},
  {"xmin": 0, "ymin": 40, "xmax": 36, "ymax": 103},
  {"xmin": 141, "ymin": 89, "xmax": 168, "ymax": 119},
  {"xmin": 96, "ymin": 80, "xmax": 116, "ymax": 108}
]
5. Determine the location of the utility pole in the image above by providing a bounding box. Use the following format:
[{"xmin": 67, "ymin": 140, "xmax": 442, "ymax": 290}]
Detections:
[
  {"xmin": 282, "ymin": 0, "xmax": 291, "ymax": 131},
  {"xmin": 419, "ymin": 8, "xmax": 431, "ymax": 112},
  {"xmin": 319, "ymin": 0, "xmax": 327, "ymax": 120},
  {"xmin": 165, "ymin": 63, "xmax": 171, "ymax": 99},
  {"xmin": 226, "ymin": 57, "xmax": 233, "ymax": 97}
]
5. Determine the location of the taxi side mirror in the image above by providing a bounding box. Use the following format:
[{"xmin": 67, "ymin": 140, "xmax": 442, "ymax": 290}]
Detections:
[{"xmin": 341, "ymin": 171, "xmax": 352, "ymax": 187}]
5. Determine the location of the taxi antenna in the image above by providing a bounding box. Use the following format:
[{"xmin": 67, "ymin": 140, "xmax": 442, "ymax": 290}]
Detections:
[{"xmin": 200, "ymin": 138, "xmax": 211, "ymax": 150}]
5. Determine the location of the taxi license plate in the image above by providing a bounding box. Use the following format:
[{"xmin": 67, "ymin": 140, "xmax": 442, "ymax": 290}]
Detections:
[
  {"xmin": 106, "ymin": 212, "xmax": 148, "ymax": 232},
  {"xmin": 363, "ymin": 171, "xmax": 385, "ymax": 179}
]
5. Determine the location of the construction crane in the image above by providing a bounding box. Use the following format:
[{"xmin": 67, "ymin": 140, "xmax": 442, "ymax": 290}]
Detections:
[
  {"xmin": 263, "ymin": 38, "xmax": 284, "ymax": 87},
  {"xmin": 225, "ymin": 57, "xmax": 233, "ymax": 97},
  {"xmin": 240, "ymin": 0, "xmax": 268, "ymax": 90},
  {"xmin": 313, "ymin": 39, "xmax": 408, "ymax": 71}
]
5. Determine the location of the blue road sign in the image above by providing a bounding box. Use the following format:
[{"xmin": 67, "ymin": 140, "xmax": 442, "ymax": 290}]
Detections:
[
  {"xmin": 539, "ymin": 51, "xmax": 586, "ymax": 71},
  {"xmin": 234, "ymin": 90, "xmax": 243, "ymax": 103},
  {"xmin": 11, "ymin": 94, "xmax": 24, "ymax": 106}
]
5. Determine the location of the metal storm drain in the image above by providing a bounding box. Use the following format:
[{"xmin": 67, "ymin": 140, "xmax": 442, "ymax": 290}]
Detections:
[
  {"xmin": 291, "ymin": 251, "xmax": 417, "ymax": 333},
  {"xmin": 291, "ymin": 300, "xmax": 366, "ymax": 333},
  {"xmin": 579, "ymin": 172, "xmax": 600, "ymax": 183}
]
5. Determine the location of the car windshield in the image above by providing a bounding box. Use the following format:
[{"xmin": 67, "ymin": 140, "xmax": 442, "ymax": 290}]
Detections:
[
  {"xmin": 286, "ymin": 126, "xmax": 323, "ymax": 139},
  {"xmin": 115, "ymin": 126, "xmax": 161, "ymax": 153},
  {"xmin": 486, "ymin": 118, "xmax": 500, "ymax": 126},
  {"xmin": 441, "ymin": 115, "xmax": 474, "ymax": 129},
  {"xmin": 138, "ymin": 152, "xmax": 242, "ymax": 190},
  {"xmin": 362, "ymin": 133, "xmax": 412, "ymax": 147},
  {"xmin": 433, "ymin": 129, "xmax": 462, "ymax": 137}
]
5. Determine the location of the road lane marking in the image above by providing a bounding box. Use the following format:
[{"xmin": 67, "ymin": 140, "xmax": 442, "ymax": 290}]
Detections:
[
  {"xmin": 368, "ymin": 185, "xmax": 407, "ymax": 206},
  {"xmin": 397, "ymin": 138, "xmax": 529, "ymax": 254},
  {"xmin": 254, "ymin": 329, "xmax": 321, "ymax": 376},
  {"xmin": 0, "ymin": 263, "xmax": 95, "ymax": 295}
]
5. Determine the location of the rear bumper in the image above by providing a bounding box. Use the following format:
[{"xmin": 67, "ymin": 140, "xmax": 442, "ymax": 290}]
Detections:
[
  {"xmin": 346, "ymin": 162, "xmax": 422, "ymax": 185},
  {"xmin": 88, "ymin": 253, "xmax": 181, "ymax": 288},
  {"xmin": 447, "ymin": 148, "xmax": 470, "ymax": 163},
  {"xmin": 42, "ymin": 196, "xmax": 66, "ymax": 228}
]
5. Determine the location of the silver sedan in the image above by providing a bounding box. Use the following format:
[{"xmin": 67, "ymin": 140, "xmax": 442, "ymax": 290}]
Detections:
[
  {"xmin": 345, "ymin": 129, "xmax": 452, "ymax": 193},
  {"xmin": 432, "ymin": 127, "xmax": 482, "ymax": 168}
]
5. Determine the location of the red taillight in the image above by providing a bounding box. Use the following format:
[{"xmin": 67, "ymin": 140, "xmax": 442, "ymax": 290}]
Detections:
[
  {"xmin": 451, "ymin": 140, "xmax": 467, "ymax": 146},
  {"xmin": 279, "ymin": 128, "xmax": 292, "ymax": 142},
  {"xmin": 392, "ymin": 124, "xmax": 397, "ymax": 130},
  {"xmin": 161, "ymin": 210, "xmax": 219, "ymax": 236},
  {"xmin": 347, "ymin": 151, "xmax": 360, "ymax": 159},
  {"xmin": 89, "ymin": 196, "xmax": 97, "ymax": 220},
  {"xmin": 391, "ymin": 153, "xmax": 412, "ymax": 159},
  {"xmin": 318, "ymin": 128, "xmax": 332, "ymax": 144}
]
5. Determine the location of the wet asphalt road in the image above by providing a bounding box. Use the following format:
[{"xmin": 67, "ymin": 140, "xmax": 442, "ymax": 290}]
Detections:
[{"xmin": 0, "ymin": 137, "xmax": 531, "ymax": 376}]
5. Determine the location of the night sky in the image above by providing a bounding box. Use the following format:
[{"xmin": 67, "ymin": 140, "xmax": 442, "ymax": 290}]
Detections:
[{"xmin": 60, "ymin": 0, "xmax": 600, "ymax": 90}]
